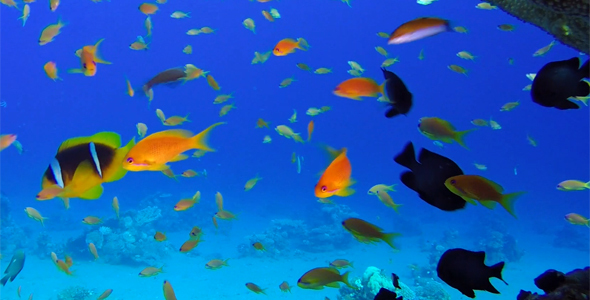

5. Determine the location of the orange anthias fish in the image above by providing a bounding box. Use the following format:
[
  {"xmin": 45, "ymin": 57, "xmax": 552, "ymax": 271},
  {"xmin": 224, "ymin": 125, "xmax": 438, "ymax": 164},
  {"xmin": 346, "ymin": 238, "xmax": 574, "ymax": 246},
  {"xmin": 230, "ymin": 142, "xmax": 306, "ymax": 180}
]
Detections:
[
  {"xmin": 307, "ymin": 120, "xmax": 314, "ymax": 142},
  {"xmin": 417, "ymin": 117, "xmax": 476, "ymax": 149},
  {"xmin": 163, "ymin": 280, "xmax": 177, "ymax": 300},
  {"xmin": 388, "ymin": 17, "xmax": 451, "ymax": 45},
  {"xmin": 0, "ymin": 134, "xmax": 17, "ymax": 151},
  {"xmin": 68, "ymin": 39, "xmax": 111, "ymax": 76},
  {"xmin": 273, "ymin": 38, "xmax": 308, "ymax": 56},
  {"xmin": 123, "ymin": 123, "xmax": 225, "ymax": 172},
  {"xmin": 445, "ymin": 175, "xmax": 526, "ymax": 218},
  {"xmin": 315, "ymin": 149, "xmax": 355, "ymax": 198},
  {"xmin": 333, "ymin": 77, "xmax": 383, "ymax": 100}
]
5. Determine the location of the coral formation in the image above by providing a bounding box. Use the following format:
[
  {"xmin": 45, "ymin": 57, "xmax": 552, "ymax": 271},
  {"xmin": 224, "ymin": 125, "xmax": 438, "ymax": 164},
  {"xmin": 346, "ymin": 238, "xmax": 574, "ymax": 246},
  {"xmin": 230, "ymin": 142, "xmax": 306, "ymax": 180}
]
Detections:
[
  {"xmin": 66, "ymin": 205, "xmax": 173, "ymax": 266},
  {"xmin": 486, "ymin": 0, "xmax": 589, "ymax": 54},
  {"xmin": 469, "ymin": 216, "xmax": 524, "ymax": 263},
  {"xmin": 338, "ymin": 266, "xmax": 416, "ymax": 300},
  {"xmin": 413, "ymin": 281, "xmax": 450, "ymax": 300},
  {"xmin": 238, "ymin": 204, "xmax": 359, "ymax": 257},
  {"xmin": 57, "ymin": 286, "xmax": 94, "ymax": 300},
  {"xmin": 551, "ymin": 225, "xmax": 589, "ymax": 252},
  {"xmin": 517, "ymin": 267, "xmax": 589, "ymax": 300},
  {"xmin": 0, "ymin": 194, "xmax": 30, "ymax": 254}
]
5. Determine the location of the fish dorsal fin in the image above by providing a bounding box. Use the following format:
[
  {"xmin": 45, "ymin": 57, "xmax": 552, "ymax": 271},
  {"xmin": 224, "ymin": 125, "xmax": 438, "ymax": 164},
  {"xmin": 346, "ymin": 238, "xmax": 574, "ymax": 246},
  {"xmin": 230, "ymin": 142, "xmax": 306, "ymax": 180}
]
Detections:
[
  {"xmin": 75, "ymin": 49, "xmax": 82, "ymax": 57},
  {"xmin": 90, "ymin": 132, "xmax": 121, "ymax": 148},
  {"xmin": 326, "ymin": 267, "xmax": 341, "ymax": 274},
  {"xmin": 57, "ymin": 132, "xmax": 120, "ymax": 153},
  {"xmin": 475, "ymin": 250, "xmax": 486, "ymax": 262},
  {"xmin": 145, "ymin": 129, "xmax": 194, "ymax": 140},
  {"xmin": 57, "ymin": 136, "xmax": 92, "ymax": 153},
  {"xmin": 480, "ymin": 177, "xmax": 504, "ymax": 193}
]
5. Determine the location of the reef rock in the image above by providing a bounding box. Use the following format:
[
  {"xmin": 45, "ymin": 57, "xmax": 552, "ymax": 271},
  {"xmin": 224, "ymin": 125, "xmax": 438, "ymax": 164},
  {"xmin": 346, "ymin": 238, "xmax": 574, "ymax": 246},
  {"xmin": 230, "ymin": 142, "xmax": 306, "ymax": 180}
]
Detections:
[
  {"xmin": 486, "ymin": 0, "xmax": 589, "ymax": 54},
  {"xmin": 517, "ymin": 267, "xmax": 589, "ymax": 300}
]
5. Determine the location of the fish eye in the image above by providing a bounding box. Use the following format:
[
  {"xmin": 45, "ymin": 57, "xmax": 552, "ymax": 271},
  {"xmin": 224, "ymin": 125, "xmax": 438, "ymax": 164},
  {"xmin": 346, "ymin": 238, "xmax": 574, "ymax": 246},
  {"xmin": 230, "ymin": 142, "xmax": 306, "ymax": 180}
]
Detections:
[
  {"xmin": 82, "ymin": 63, "xmax": 87, "ymax": 68},
  {"xmin": 450, "ymin": 179, "xmax": 456, "ymax": 185},
  {"xmin": 126, "ymin": 157, "xmax": 134, "ymax": 164},
  {"xmin": 321, "ymin": 186, "xmax": 327, "ymax": 192}
]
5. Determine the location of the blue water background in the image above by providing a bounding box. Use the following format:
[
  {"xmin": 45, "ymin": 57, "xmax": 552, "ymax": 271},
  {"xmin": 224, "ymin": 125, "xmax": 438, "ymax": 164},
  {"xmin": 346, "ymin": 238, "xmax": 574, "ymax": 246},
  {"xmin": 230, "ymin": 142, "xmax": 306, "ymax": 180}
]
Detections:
[{"xmin": 0, "ymin": 0, "xmax": 588, "ymax": 297}]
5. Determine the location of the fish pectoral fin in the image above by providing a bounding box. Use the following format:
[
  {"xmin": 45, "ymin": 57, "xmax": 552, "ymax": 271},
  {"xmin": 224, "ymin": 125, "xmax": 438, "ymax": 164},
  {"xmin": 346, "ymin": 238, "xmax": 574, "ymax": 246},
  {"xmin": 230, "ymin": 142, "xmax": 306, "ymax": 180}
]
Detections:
[
  {"xmin": 79, "ymin": 185, "xmax": 103, "ymax": 200},
  {"xmin": 461, "ymin": 196, "xmax": 478, "ymax": 205},
  {"xmin": 335, "ymin": 187, "xmax": 355, "ymax": 197},
  {"xmin": 479, "ymin": 200, "xmax": 497, "ymax": 209},
  {"xmin": 67, "ymin": 68, "xmax": 84, "ymax": 74},
  {"xmin": 169, "ymin": 154, "xmax": 189, "ymax": 162}
]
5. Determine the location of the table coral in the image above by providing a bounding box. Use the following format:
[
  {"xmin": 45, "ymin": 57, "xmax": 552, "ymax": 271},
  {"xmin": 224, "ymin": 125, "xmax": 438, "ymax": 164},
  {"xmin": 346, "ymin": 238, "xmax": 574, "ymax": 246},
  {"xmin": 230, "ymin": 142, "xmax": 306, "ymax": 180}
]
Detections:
[{"xmin": 486, "ymin": 0, "xmax": 589, "ymax": 54}]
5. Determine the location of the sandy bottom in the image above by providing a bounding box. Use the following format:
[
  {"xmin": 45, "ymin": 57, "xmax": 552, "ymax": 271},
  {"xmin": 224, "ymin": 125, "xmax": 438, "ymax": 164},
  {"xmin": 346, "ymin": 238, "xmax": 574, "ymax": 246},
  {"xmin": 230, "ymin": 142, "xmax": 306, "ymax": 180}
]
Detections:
[{"xmin": 0, "ymin": 229, "xmax": 587, "ymax": 300}]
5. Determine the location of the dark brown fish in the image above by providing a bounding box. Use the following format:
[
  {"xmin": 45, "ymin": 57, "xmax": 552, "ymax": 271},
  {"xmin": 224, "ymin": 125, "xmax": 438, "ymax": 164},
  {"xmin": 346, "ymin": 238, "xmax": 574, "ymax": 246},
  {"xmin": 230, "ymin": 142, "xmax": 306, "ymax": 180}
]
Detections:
[
  {"xmin": 437, "ymin": 248, "xmax": 507, "ymax": 298},
  {"xmin": 531, "ymin": 57, "xmax": 589, "ymax": 110},
  {"xmin": 393, "ymin": 142, "xmax": 466, "ymax": 211},
  {"xmin": 142, "ymin": 68, "xmax": 187, "ymax": 99}
]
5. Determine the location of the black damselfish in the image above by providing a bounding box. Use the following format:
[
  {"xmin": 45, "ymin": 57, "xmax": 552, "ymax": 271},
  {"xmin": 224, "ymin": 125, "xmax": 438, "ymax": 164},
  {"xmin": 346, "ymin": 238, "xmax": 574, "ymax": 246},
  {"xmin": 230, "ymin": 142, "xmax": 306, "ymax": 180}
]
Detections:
[
  {"xmin": 393, "ymin": 142, "xmax": 466, "ymax": 211},
  {"xmin": 437, "ymin": 248, "xmax": 507, "ymax": 298},
  {"xmin": 531, "ymin": 57, "xmax": 589, "ymax": 110},
  {"xmin": 381, "ymin": 68, "xmax": 413, "ymax": 118}
]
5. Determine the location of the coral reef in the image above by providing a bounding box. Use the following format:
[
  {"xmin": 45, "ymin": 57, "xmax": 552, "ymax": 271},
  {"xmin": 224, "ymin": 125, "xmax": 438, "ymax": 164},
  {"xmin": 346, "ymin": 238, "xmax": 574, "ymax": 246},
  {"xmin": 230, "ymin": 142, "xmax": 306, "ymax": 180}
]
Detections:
[
  {"xmin": 412, "ymin": 230, "xmax": 459, "ymax": 284},
  {"xmin": 486, "ymin": 0, "xmax": 589, "ymax": 54},
  {"xmin": 469, "ymin": 216, "xmax": 524, "ymax": 263},
  {"xmin": 517, "ymin": 267, "xmax": 589, "ymax": 300},
  {"xmin": 413, "ymin": 281, "xmax": 450, "ymax": 300},
  {"xmin": 551, "ymin": 225, "xmax": 589, "ymax": 252},
  {"xmin": 66, "ymin": 205, "xmax": 173, "ymax": 266},
  {"xmin": 57, "ymin": 286, "xmax": 94, "ymax": 300},
  {"xmin": 338, "ymin": 266, "xmax": 416, "ymax": 300},
  {"xmin": 0, "ymin": 194, "xmax": 30, "ymax": 254},
  {"xmin": 238, "ymin": 204, "xmax": 358, "ymax": 258},
  {"xmin": 34, "ymin": 231, "xmax": 65, "ymax": 259}
]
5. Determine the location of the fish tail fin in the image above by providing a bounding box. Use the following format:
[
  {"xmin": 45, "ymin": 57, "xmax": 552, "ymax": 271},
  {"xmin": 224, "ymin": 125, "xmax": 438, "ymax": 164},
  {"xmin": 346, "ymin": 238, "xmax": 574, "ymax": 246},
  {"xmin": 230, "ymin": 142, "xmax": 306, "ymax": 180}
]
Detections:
[
  {"xmin": 382, "ymin": 232, "xmax": 402, "ymax": 250},
  {"xmin": 296, "ymin": 38, "xmax": 309, "ymax": 51},
  {"xmin": 62, "ymin": 197, "xmax": 70, "ymax": 209},
  {"xmin": 0, "ymin": 274, "xmax": 8, "ymax": 286},
  {"xmin": 185, "ymin": 113, "xmax": 191, "ymax": 122},
  {"xmin": 190, "ymin": 122, "xmax": 226, "ymax": 152},
  {"xmin": 391, "ymin": 203, "xmax": 402, "ymax": 214},
  {"xmin": 341, "ymin": 271, "xmax": 354, "ymax": 289},
  {"xmin": 500, "ymin": 191, "xmax": 525, "ymax": 218},
  {"xmin": 105, "ymin": 138, "xmax": 136, "ymax": 183},
  {"xmin": 585, "ymin": 181, "xmax": 590, "ymax": 189},
  {"xmin": 92, "ymin": 38, "xmax": 112, "ymax": 65},
  {"xmin": 454, "ymin": 128, "xmax": 476, "ymax": 149},
  {"xmin": 489, "ymin": 261, "xmax": 507, "ymax": 284},
  {"xmin": 379, "ymin": 81, "xmax": 386, "ymax": 96},
  {"xmin": 393, "ymin": 142, "xmax": 417, "ymax": 169}
]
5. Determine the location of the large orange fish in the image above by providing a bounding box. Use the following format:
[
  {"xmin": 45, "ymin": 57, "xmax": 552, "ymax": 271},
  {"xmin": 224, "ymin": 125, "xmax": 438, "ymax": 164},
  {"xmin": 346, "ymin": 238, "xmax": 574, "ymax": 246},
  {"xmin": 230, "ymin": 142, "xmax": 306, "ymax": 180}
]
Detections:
[
  {"xmin": 68, "ymin": 39, "xmax": 111, "ymax": 76},
  {"xmin": 388, "ymin": 17, "xmax": 451, "ymax": 45},
  {"xmin": 123, "ymin": 123, "xmax": 225, "ymax": 171},
  {"xmin": 273, "ymin": 38, "xmax": 308, "ymax": 56},
  {"xmin": 315, "ymin": 148, "xmax": 355, "ymax": 198},
  {"xmin": 333, "ymin": 77, "xmax": 383, "ymax": 100},
  {"xmin": 37, "ymin": 132, "xmax": 135, "ymax": 201},
  {"xmin": 0, "ymin": 134, "xmax": 17, "ymax": 151}
]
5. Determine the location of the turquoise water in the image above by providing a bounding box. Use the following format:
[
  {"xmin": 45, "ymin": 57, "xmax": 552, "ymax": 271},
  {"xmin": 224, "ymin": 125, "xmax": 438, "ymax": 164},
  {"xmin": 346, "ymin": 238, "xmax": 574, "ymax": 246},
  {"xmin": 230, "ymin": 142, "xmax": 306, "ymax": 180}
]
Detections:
[{"xmin": 0, "ymin": 0, "xmax": 588, "ymax": 299}]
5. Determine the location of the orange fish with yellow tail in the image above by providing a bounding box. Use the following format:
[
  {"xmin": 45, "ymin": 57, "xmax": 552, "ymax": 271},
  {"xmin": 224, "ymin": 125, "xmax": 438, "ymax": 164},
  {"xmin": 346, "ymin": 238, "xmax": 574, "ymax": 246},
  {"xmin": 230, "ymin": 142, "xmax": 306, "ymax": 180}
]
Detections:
[
  {"xmin": 68, "ymin": 38, "xmax": 111, "ymax": 76},
  {"xmin": 315, "ymin": 148, "xmax": 355, "ymax": 198},
  {"xmin": 123, "ymin": 123, "xmax": 225, "ymax": 172}
]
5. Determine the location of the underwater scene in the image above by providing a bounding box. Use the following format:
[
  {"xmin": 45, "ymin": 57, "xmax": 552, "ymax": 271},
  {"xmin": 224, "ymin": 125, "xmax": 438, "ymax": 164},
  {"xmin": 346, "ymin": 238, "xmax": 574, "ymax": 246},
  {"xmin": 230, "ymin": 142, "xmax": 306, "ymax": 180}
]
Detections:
[{"xmin": 0, "ymin": 0, "xmax": 589, "ymax": 299}]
